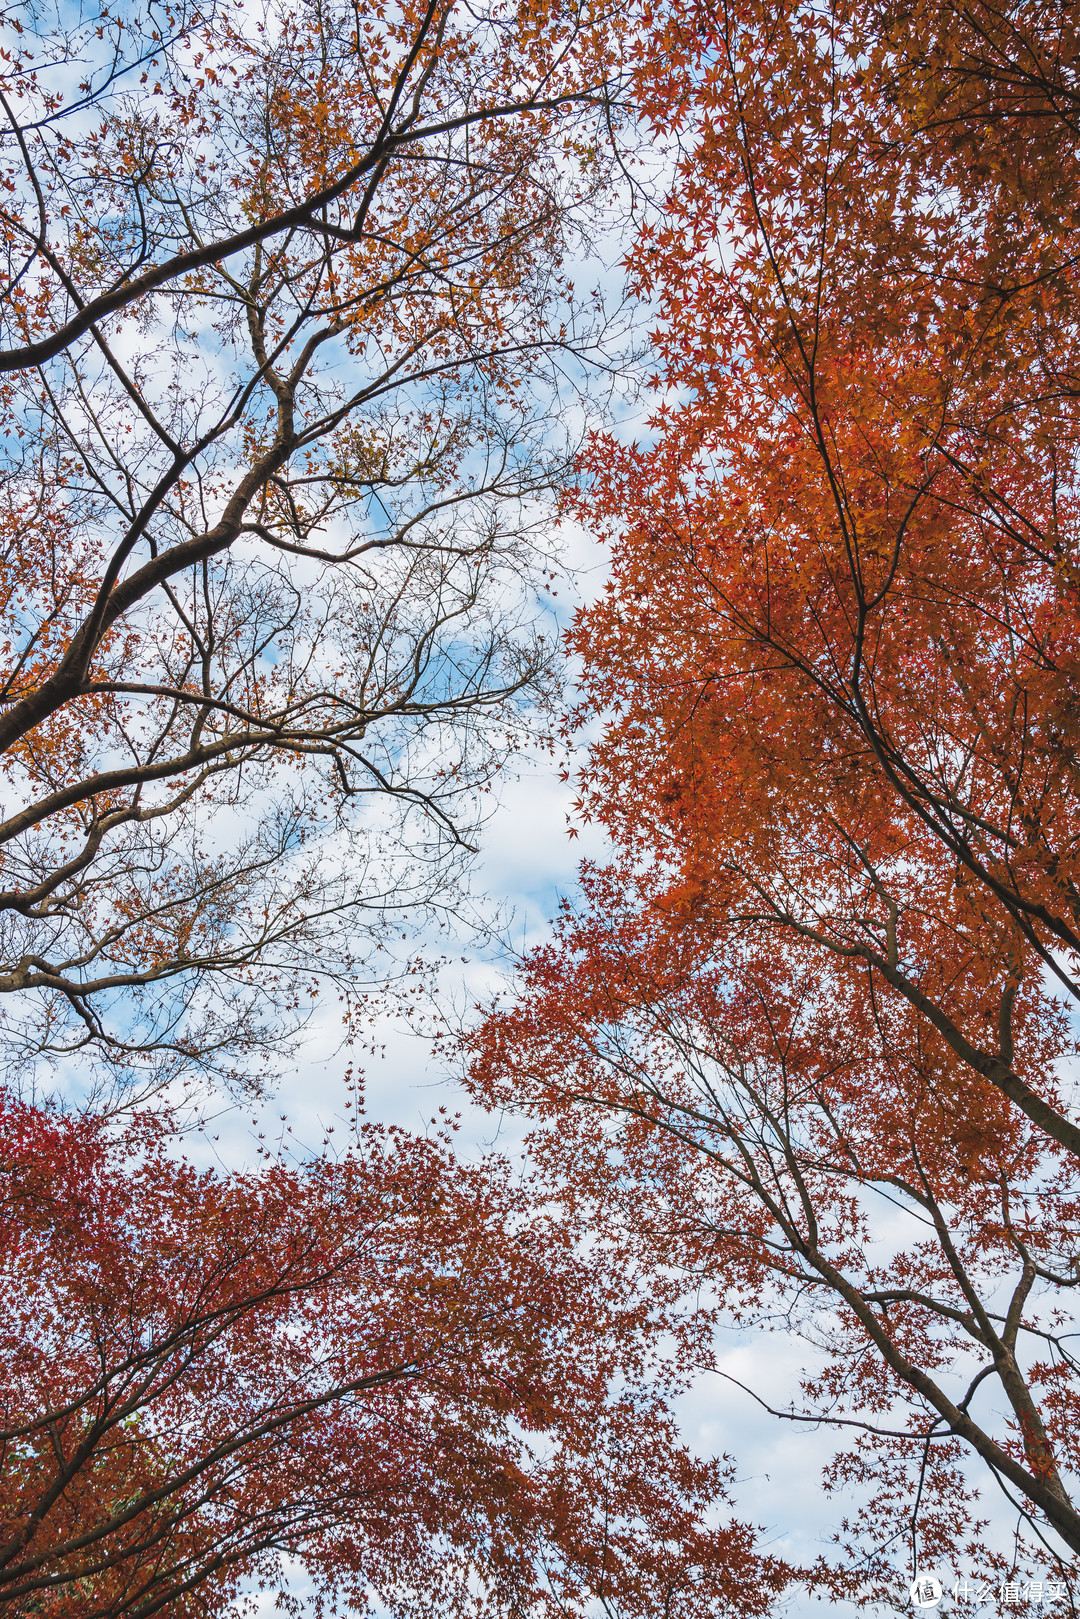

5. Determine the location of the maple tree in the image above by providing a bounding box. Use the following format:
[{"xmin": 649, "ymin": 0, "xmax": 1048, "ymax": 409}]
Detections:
[
  {"xmin": 469, "ymin": 0, "xmax": 1080, "ymax": 1597},
  {"xmin": 0, "ymin": 0, "xmax": 633, "ymax": 1106},
  {"xmin": 0, "ymin": 1092, "xmax": 785, "ymax": 1617}
]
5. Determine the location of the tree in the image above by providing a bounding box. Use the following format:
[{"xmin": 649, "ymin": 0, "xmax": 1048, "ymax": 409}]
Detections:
[
  {"xmin": 472, "ymin": 869, "xmax": 1080, "ymax": 1600},
  {"xmin": 469, "ymin": 0, "xmax": 1080, "ymax": 1596},
  {"xmin": 0, "ymin": 0, "xmax": 630, "ymax": 1107},
  {"xmin": 0, "ymin": 1094, "xmax": 785, "ymax": 1618}
]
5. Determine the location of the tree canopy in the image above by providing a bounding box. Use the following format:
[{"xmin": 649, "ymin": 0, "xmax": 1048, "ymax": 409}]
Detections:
[
  {"xmin": 470, "ymin": 0, "xmax": 1080, "ymax": 1597},
  {"xmin": 0, "ymin": 1094, "xmax": 782, "ymax": 1618},
  {"xmin": 0, "ymin": 0, "xmax": 628, "ymax": 1107},
  {"xmin": 12, "ymin": 0, "xmax": 1080, "ymax": 1604}
]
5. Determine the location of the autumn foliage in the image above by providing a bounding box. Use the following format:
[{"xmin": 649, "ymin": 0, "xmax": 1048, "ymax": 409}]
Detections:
[
  {"xmin": 0, "ymin": 1095, "xmax": 783, "ymax": 1617},
  {"xmin": 470, "ymin": 0, "xmax": 1080, "ymax": 1596}
]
